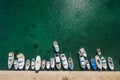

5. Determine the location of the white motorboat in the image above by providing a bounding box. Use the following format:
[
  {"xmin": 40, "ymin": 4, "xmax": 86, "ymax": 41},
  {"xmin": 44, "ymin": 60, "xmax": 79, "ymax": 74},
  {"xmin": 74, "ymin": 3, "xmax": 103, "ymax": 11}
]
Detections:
[
  {"xmin": 60, "ymin": 54, "xmax": 68, "ymax": 69},
  {"xmin": 25, "ymin": 59, "xmax": 30, "ymax": 70},
  {"xmin": 17, "ymin": 53, "xmax": 25, "ymax": 70},
  {"xmin": 46, "ymin": 61, "xmax": 50, "ymax": 70},
  {"xmin": 95, "ymin": 55, "xmax": 102, "ymax": 70},
  {"xmin": 79, "ymin": 48, "xmax": 87, "ymax": 57},
  {"xmin": 79, "ymin": 52, "xmax": 85, "ymax": 69},
  {"xmin": 50, "ymin": 57, "xmax": 55, "ymax": 69},
  {"xmin": 97, "ymin": 48, "xmax": 101, "ymax": 56},
  {"xmin": 85, "ymin": 60, "xmax": 90, "ymax": 70},
  {"xmin": 101, "ymin": 56, "xmax": 107, "ymax": 70},
  {"xmin": 108, "ymin": 57, "xmax": 114, "ymax": 70},
  {"xmin": 14, "ymin": 60, "xmax": 18, "ymax": 70},
  {"xmin": 53, "ymin": 41, "xmax": 59, "ymax": 52},
  {"xmin": 35, "ymin": 55, "xmax": 41, "ymax": 71},
  {"xmin": 41, "ymin": 59, "xmax": 46, "ymax": 70},
  {"xmin": 54, "ymin": 53, "xmax": 61, "ymax": 70},
  {"xmin": 8, "ymin": 52, "xmax": 14, "ymax": 69},
  {"xmin": 31, "ymin": 58, "xmax": 35, "ymax": 70},
  {"xmin": 79, "ymin": 56, "xmax": 86, "ymax": 69}
]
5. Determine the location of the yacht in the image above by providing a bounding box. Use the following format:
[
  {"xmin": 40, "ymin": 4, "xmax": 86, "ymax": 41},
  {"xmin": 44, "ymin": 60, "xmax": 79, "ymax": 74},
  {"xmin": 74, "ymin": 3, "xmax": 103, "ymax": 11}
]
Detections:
[
  {"xmin": 8, "ymin": 52, "xmax": 14, "ymax": 69},
  {"xmin": 46, "ymin": 61, "xmax": 50, "ymax": 70},
  {"xmin": 79, "ymin": 52, "xmax": 86, "ymax": 69},
  {"xmin": 14, "ymin": 60, "xmax": 18, "ymax": 70},
  {"xmin": 25, "ymin": 59, "xmax": 30, "ymax": 70},
  {"xmin": 54, "ymin": 53, "xmax": 61, "ymax": 70},
  {"xmin": 60, "ymin": 54, "xmax": 68, "ymax": 69},
  {"xmin": 31, "ymin": 58, "xmax": 35, "ymax": 70},
  {"xmin": 108, "ymin": 57, "xmax": 114, "ymax": 70},
  {"xmin": 95, "ymin": 55, "xmax": 102, "ymax": 70},
  {"xmin": 101, "ymin": 56, "xmax": 107, "ymax": 70},
  {"xmin": 35, "ymin": 55, "xmax": 41, "ymax": 71},
  {"xmin": 41, "ymin": 59, "xmax": 46, "ymax": 70},
  {"xmin": 17, "ymin": 53, "xmax": 25, "ymax": 70},
  {"xmin": 53, "ymin": 41, "xmax": 59, "ymax": 52},
  {"xmin": 50, "ymin": 57, "xmax": 55, "ymax": 69}
]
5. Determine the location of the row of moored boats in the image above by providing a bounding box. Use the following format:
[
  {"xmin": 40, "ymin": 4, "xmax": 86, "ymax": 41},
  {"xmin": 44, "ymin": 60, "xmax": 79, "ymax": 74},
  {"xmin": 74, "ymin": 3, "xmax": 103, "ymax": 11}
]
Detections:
[
  {"xmin": 8, "ymin": 41, "xmax": 114, "ymax": 71},
  {"xmin": 78, "ymin": 48, "xmax": 114, "ymax": 70},
  {"xmin": 8, "ymin": 41, "xmax": 74, "ymax": 71}
]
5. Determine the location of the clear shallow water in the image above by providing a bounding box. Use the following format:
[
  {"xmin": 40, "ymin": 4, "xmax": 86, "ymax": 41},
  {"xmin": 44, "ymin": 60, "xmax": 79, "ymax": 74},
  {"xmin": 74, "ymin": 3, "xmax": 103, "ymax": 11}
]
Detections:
[{"xmin": 0, "ymin": 0, "xmax": 120, "ymax": 70}]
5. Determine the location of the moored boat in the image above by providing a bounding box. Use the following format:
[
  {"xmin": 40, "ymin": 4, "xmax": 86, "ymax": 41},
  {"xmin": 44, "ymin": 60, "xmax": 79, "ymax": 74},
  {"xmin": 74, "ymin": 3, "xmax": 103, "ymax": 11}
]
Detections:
[
  {"xmin": 60, "ymin": 54, "xmax": 68, "ymax": 69},
  {"xmin": 14, "ymin": 60, "xmax": 18, "ymax": 70},
  {"xmin": 35, "ymin": 55, "xmax": 41, "ymax": 71},
  {"xmin": 68, "ymin": 52, "xmax": 74, "ymax": 70},
  {"xmin": 79, "ymin": 53, "xmax": 86, "ymax": 69},
  {"xmin": 53, "ymin": 41, "xmax": 59, "ymax": 52},
  {"xmin": 85, "ymin": 60, "xmax": 90, "ymax": 70},
  {"xmin": 17, "ymin": 53, "xmax": 25, "ymax": 70},
  {"xmin": 68, "ymin": 57, "xmax": 74, "ymax": 70},
  {"xmin": 54, "ymin": 53, "xmax": 61, "ymax": 70},
  {"xmin": 8, "ymin": 52, "xmax": 14, "ymax": 69},
  {"xmin": 31, "ymin": 58, "xmax": 35, "ymax": 70},
  {"xmin": 97, "ymin": 48, "xmax": 101, "ymax": 56},
  {"xmin": 46, "ymin": 61, "xmax": 50, "ymax": 70},
  {"xmin": 41, "ymin": 59, "xmax": 46, "ymax": 70},
  {"xmin": 25, "ymin": 59, "xmax": 30, "ymax": 70},
  {"xmin": 101, "ymin": 56, "xmax": 107, "ymax": 70},
  {"xmin": 50, "ymin": 57, "xmax": 55, "ymax": 69},
  {"xmin": 90, "ymin": 58, "xmax": 97, "ymax": 70},
  {"xmin": 95, "ymin": 55, "xmax": 102, "ymax": 70},
  {"xmin": 108, "ymin": 57, "xmax": 114, "ymax": 70},
  {"xmin": 79, "ymin": 48, "xmax": 87, "ymax": 57}
]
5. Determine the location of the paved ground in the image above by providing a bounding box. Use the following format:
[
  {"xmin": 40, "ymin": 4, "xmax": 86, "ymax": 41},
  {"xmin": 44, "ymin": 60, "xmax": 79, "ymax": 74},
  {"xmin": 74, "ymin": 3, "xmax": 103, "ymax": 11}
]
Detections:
[{"xmin": 0, "ymin": 71, "xmax": 120, "ymax": 80}]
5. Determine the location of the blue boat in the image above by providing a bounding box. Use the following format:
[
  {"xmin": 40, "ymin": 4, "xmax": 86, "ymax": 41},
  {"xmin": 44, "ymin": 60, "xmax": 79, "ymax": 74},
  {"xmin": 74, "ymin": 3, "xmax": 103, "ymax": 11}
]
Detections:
[
  {"xmin": 68, "ymin": 57, "xmax": 74, "ymax": 70},
  {"xmin": 68, "ymin": 53, "xmax": 74, "ymax": 70},
  {"xmin": 90, "ymin": 58, "xmax": 97, "ymax": 70}
]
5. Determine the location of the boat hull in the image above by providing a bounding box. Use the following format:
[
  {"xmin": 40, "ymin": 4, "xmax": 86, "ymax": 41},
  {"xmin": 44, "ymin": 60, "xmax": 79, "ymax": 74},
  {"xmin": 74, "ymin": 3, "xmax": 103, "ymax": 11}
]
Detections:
[
  {"xmin": 54, "ymin": 53, "xmax": 61, "ymax": 70},
  {"xmin": 95, "ymin": 55, "xmax": 102, "ymax": 70},
  {"xmin": 68, "ymin": 58, "xmax": 74, "ymax": 70},
  {"xmin": 35, "ymin": 55, "xmax": 41, "ymax": 71},
  {"xmin": 108, "ymin": 57, "xmax": 114, "ymax": 70},
  {"xmin": 46, "ymin": 61, "xmax": 50, "ymax": 70},
  {"xmin": 14, "ymin": 60, "xmax": 18, "ymax": 70},
  {"xmin": 50, "ymin": 58, "xmax": 55, "ymax": 69},
  {"xmin": 31, "ymin": 58, "xmax": 35, "ymax": 70},
  {"xmin": 8, "ymin": 52, "xmax": 14, "ymax": 69},
  {"xmin": 60, "ymin": 54, "xmax": 68, "ymax": 70},
  {"xmin": 17, "ymin": 53, "xmax": 25, "ymax": 70},
  {"xmin": 53, "ymin": 41, "xmax": 59, "ymax": 52},
  {"xmin": 79, "ymin": 54, "xmax": 86, "ymax": 69},
  {"xmin": 25, "ymin": 59, "xmax": 30, "ymax": 70},
  {"xmin": 90, "ymin": 58, "xmax": 97, "ymax": 70},
  {"xmin": 101, "ymin": 57, "xmax": 107, "ymax": 70},
  {"xmin": 41, "ymin": 60, "xmax": 46, "ymax": 70}
]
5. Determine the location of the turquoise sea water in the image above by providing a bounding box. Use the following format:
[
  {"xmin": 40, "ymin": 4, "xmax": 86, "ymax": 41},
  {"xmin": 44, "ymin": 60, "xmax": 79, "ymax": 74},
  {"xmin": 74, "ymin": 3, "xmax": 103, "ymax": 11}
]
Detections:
[{"xmin": 0, "ymin": 0, "xmax": 120, "ymax": 70}]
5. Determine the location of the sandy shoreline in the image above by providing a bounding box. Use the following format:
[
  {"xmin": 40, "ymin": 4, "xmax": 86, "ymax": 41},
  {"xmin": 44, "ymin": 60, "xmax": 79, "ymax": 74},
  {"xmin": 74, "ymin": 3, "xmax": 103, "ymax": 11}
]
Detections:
[{"xmin": 0, "ymin": 71, "xmax": 120, "ymax": 80}]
